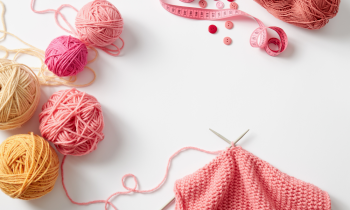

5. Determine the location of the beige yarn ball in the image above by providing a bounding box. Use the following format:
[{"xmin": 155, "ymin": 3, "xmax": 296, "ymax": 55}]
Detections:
[{"xmin": 0, "ymin": 59, "xmax": 40, "ymax": 130}]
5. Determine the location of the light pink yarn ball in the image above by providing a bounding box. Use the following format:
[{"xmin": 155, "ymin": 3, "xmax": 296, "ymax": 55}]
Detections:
[
  {"xmin": 45, "ymin": 36, "xmax": 88, "ymax": 77},
  {"xmin": 39, "ymin": 88, "xmax": 104, "ymax": 156},
  {"xmin": 75, "ymin": 0, "xmax": 124, "ymax": 47}
]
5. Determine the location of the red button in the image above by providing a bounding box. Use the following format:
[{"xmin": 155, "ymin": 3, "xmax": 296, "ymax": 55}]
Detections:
[
  {"xmin": 208, "ymin": 25, "xmax": 217, "ymax": 34},
  {"xmin": 227, "ymin": 0, "xmax": 234, "ymax": 2},
  {"xmin": 199, "ymin": 0, "xmax": 207, "ymax": 8},
  {"xmin": 225, "ymin": 21, "xmax": 234, "ymax": 29},
  {"xmin": 230, "ymin": 2, "xmax": 238, "ymax": 9},
  {"xmin": 223, "ymin": 37, "xmax": 232, "ymax": 45}
]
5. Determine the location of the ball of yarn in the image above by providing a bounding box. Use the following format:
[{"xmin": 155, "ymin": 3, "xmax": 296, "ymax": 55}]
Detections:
[
  {"xmin": 39, "ymin": 88, "xmax": 104, "ymax": 156},
  {"xmin": 254, "ymin": 0, "xmax": 340, "ymax": 30},
  {"xmin": 75, "ymin": 0, "xmax": 124, "ymax": 47},
  {"xmin": 45, "ymin": 35, "xmax": 88, "ymax": 77},
  {"xmin": 0, "ymin": 133, "xmax": 59, "ymax": 200},
  {"xmin": 0, "ymin": 59, "xmax": 41, "ymax": 130}
]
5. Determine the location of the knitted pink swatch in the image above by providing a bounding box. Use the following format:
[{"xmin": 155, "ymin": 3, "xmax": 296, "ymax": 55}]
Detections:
[
  {"xmin": 60, "ymin": 144, "xmax": 331, "ymax": 210},
  {"xmin": 174, "ymin": 146, "xmax": 331, "ymax": 210}
]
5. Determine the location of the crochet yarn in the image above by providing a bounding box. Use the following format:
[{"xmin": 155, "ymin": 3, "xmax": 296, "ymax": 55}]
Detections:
[
  {"xmin": 0, "ymin": 1, "xmax": 96, "ymax": 87},
  {"xmin": 39, "ymin": 88, "xmax": 104, "ymax": 156},
  {"xmin": 254, "ymin": 0, "xmax": 340, "ymax": 30},
  {"xmin": 0, "ymin": 133, "xmax": 59, "ymax": 200},
  {"xmin": 0, "ymin": 59, "xmax": 40, "ymax": 130},
  {"xmin": 45, "ymin": 35, "xmax": 88, "ymax": 77},
  {"xmin": 31, "ymin": 0, "xmax": 124, "ymax": 56},
  {"xmin": 76, "ymin": 0, "xmax": 124, "ymax": 48},
  {"xmin": 174, "ymin": 146, "xmax": 331, "ymax": 210}
]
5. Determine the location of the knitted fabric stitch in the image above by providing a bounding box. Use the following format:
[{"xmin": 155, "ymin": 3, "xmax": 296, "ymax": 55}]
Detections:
[{"xmin": 174, "ymin": 146, "xmax": 331, "ymax": 210}]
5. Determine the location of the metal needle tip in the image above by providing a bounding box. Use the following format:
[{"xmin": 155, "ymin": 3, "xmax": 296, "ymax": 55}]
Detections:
[
  {"xmin": 160, "ymin": 197, "xmax": 175, "ymax": 210},
  {"xmin": 209, "ymin": 128, "xmax": 250, "ymax": 146},
  {"xmin": 161, "ymin": 129, "xmax": 250, "ymax": 210},
  {"xmin": 209, "ymin": 128, "xmax": 231, "ymax": 145},
  {"xmin": 233, "ymin": 129, "xmax": 250, "ymax": 145}
]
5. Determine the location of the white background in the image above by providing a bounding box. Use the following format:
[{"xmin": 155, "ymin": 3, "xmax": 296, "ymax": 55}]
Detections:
[{"xmin": 0, "ymin": 0, "xmax": 349, "ymax": 209}]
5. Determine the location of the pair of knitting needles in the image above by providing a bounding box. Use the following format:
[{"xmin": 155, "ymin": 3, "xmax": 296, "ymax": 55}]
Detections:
[{"xmin": 160, "ymin": 128, "xmax": 250, "ymax": 210}]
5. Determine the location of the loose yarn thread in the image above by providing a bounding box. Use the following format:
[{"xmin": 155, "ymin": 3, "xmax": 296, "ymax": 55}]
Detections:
[
  {"xmin": 31, "ymin": 0, "xmax": 124, "ymax": 56},
  {"xmin": 37, "ymin": 89, "xmax": 221, "ymax": 209},
  {"xmin": 254, "ymin": 0, "xmax": 340, "ymax": 30},
  {"xmin": 0, "ymin": 58, "xmax": 40, "ymax": 130},
  {"xmin": 38, "ymin": 88, "xmax": 115, "ymax": 208},
  {"xmin": 0, "ymin": 133, "xmax": 60, "ymax": 200},
  {"xmin": 0, "ymin": 1, "xmax": 97, "ymax": 87},
  {"xmin": 39, "ymin": 88, "xmax": 104, "ymax": 156},
  {"xmin": 61, "ymin": 146, "xmax": 222, "ymax": 210}
]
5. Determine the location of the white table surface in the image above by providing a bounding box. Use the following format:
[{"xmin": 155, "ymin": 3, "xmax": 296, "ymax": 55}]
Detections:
[{"xmin": 0, "ymin": 0, "xmax": 349, "ymax": 209}]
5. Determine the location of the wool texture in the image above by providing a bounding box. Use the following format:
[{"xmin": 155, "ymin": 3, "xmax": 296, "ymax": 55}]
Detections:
[
  {"xmin": 76, "ymin": 0, "xmax": 124, "ymax": 48},
  {"xmin": 0, "ymin": 133, "xmax": 59, "ymax": 200},
  {"xmin": 31, "ymin": 0, "xmax": 124, "ymax": 56},
  {"xmin": 0, "ymin": 1, "xmax": 96, "ymax": 87},
  {"xmin": 0, "ymin": 59, "xmax": 40, "ymax": 130},
  {"xmin": 39, "ymin": 88, "xmax": 104, "ymax": 156},
  {"xmin": 254, "ymin": 0, "xmax": 340, "ymax": 30},
  {"xmin": 174, "ymin": 146, "xmax": 331, "ymax": 210},
  {"xmin": 45, "ymin": 35, "xmax": 88, "ymax": 77}
]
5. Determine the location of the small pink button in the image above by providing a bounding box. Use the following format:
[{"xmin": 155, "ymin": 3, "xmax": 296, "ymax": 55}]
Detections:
[
  {"xmin": 216, "ymin": 1, "xmax": 225, "ymax": 9},
  {"xmin": 230, "ymin": 2, "xmax": 238, "ymax": 9},
  {"xmin": 225, "ymin": 21, "xmax": 234, "ymax": 29},
  {"xmin": 223, "ymin": 37, "xmax": 232, "ymax": 45},
  {"xmin": 199, "ymin": 0, "xmax": 207, "ymax": 8}
]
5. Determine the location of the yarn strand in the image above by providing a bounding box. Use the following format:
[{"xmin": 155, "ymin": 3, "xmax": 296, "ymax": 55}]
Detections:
[
  {"xmin": 0, "ymin": 30, "xmax": 97, "ymax": 87},
  {"xmin": 61, "ymin": 156, "xmax": 118, "ymax": 210},
  {"xmin": 30, "ymin": 0, "xmax": 78, "ymax": 35},
  {"xmin": 31, "ymin": 0, "xmax": 124, "ymax": 56},
  {"xmin": 0, "ymin": 1, "xmax": 97, "ymax": 87},
  {"xmin": 61, "ymin": 146, "xmax": 223, "ymax": 210}
]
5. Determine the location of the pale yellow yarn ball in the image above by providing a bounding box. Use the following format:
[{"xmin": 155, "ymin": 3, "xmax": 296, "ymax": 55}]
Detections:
[
  {"xmin": 0, "ymin": 133, "xmax": 60, "ymax": 200},
  {"xmin": 0, "ymin": 59, "xmax": 40, "ymax": 130}
]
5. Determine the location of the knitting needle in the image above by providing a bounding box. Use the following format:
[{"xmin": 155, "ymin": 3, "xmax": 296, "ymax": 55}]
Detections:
[
  {"xmin": 233, "ymin": 129, "xmax": 250, "ymax": 145},
  {"xmin": 209, "ymin": 128, "xmax": 231, "ymax": 145},
  {"xmin": 160, "ymin": 197, "xmax": 176, "ymax": 210},
  {"xmin": 160, "ymin": 129, "xmax": 249, "ymax": 210},
  {"xmin": 210, "ymin": 128, "xmax": 250, "ymax": 147}
]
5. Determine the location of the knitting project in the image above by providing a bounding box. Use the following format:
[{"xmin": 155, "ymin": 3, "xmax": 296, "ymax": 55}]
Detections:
[{"xmin": 174, "ymin": 146, "xmax": 331, "ymax": 210}]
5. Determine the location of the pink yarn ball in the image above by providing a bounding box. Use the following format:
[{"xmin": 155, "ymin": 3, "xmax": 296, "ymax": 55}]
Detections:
[
  {"xmin": 75, "ymin": 0, "xmax": 124, "ymax": 47},
  {"xmin": 39, "ymin": 88, "xmax": 104, "ymax": 156},
  {"xmin": 45, "ymin": 36, "xmax": 88, "ymax": 77}
]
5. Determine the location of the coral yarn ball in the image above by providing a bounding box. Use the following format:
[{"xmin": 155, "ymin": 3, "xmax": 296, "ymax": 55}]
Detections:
[
  {"xmin": 0, "ymin": 133, "xmax": 59, "ymax": 200},
  {"xmin": 254, "ymin": 0, "xmax": 340, "ymax": 30},
  {"xmin": 39, "ymin": 88, "xmax": 104, "ymax": 156},
  {"xmin": 0, "ymin": 59, "xmax": 41, "ymax": 130},
  {"xmin": 75, "ymin": 0, "xmax": 124, "ymax": 47},
  {"xmin": 45, "ymin": 35, "xmax": 88, "ymax": 77}
]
